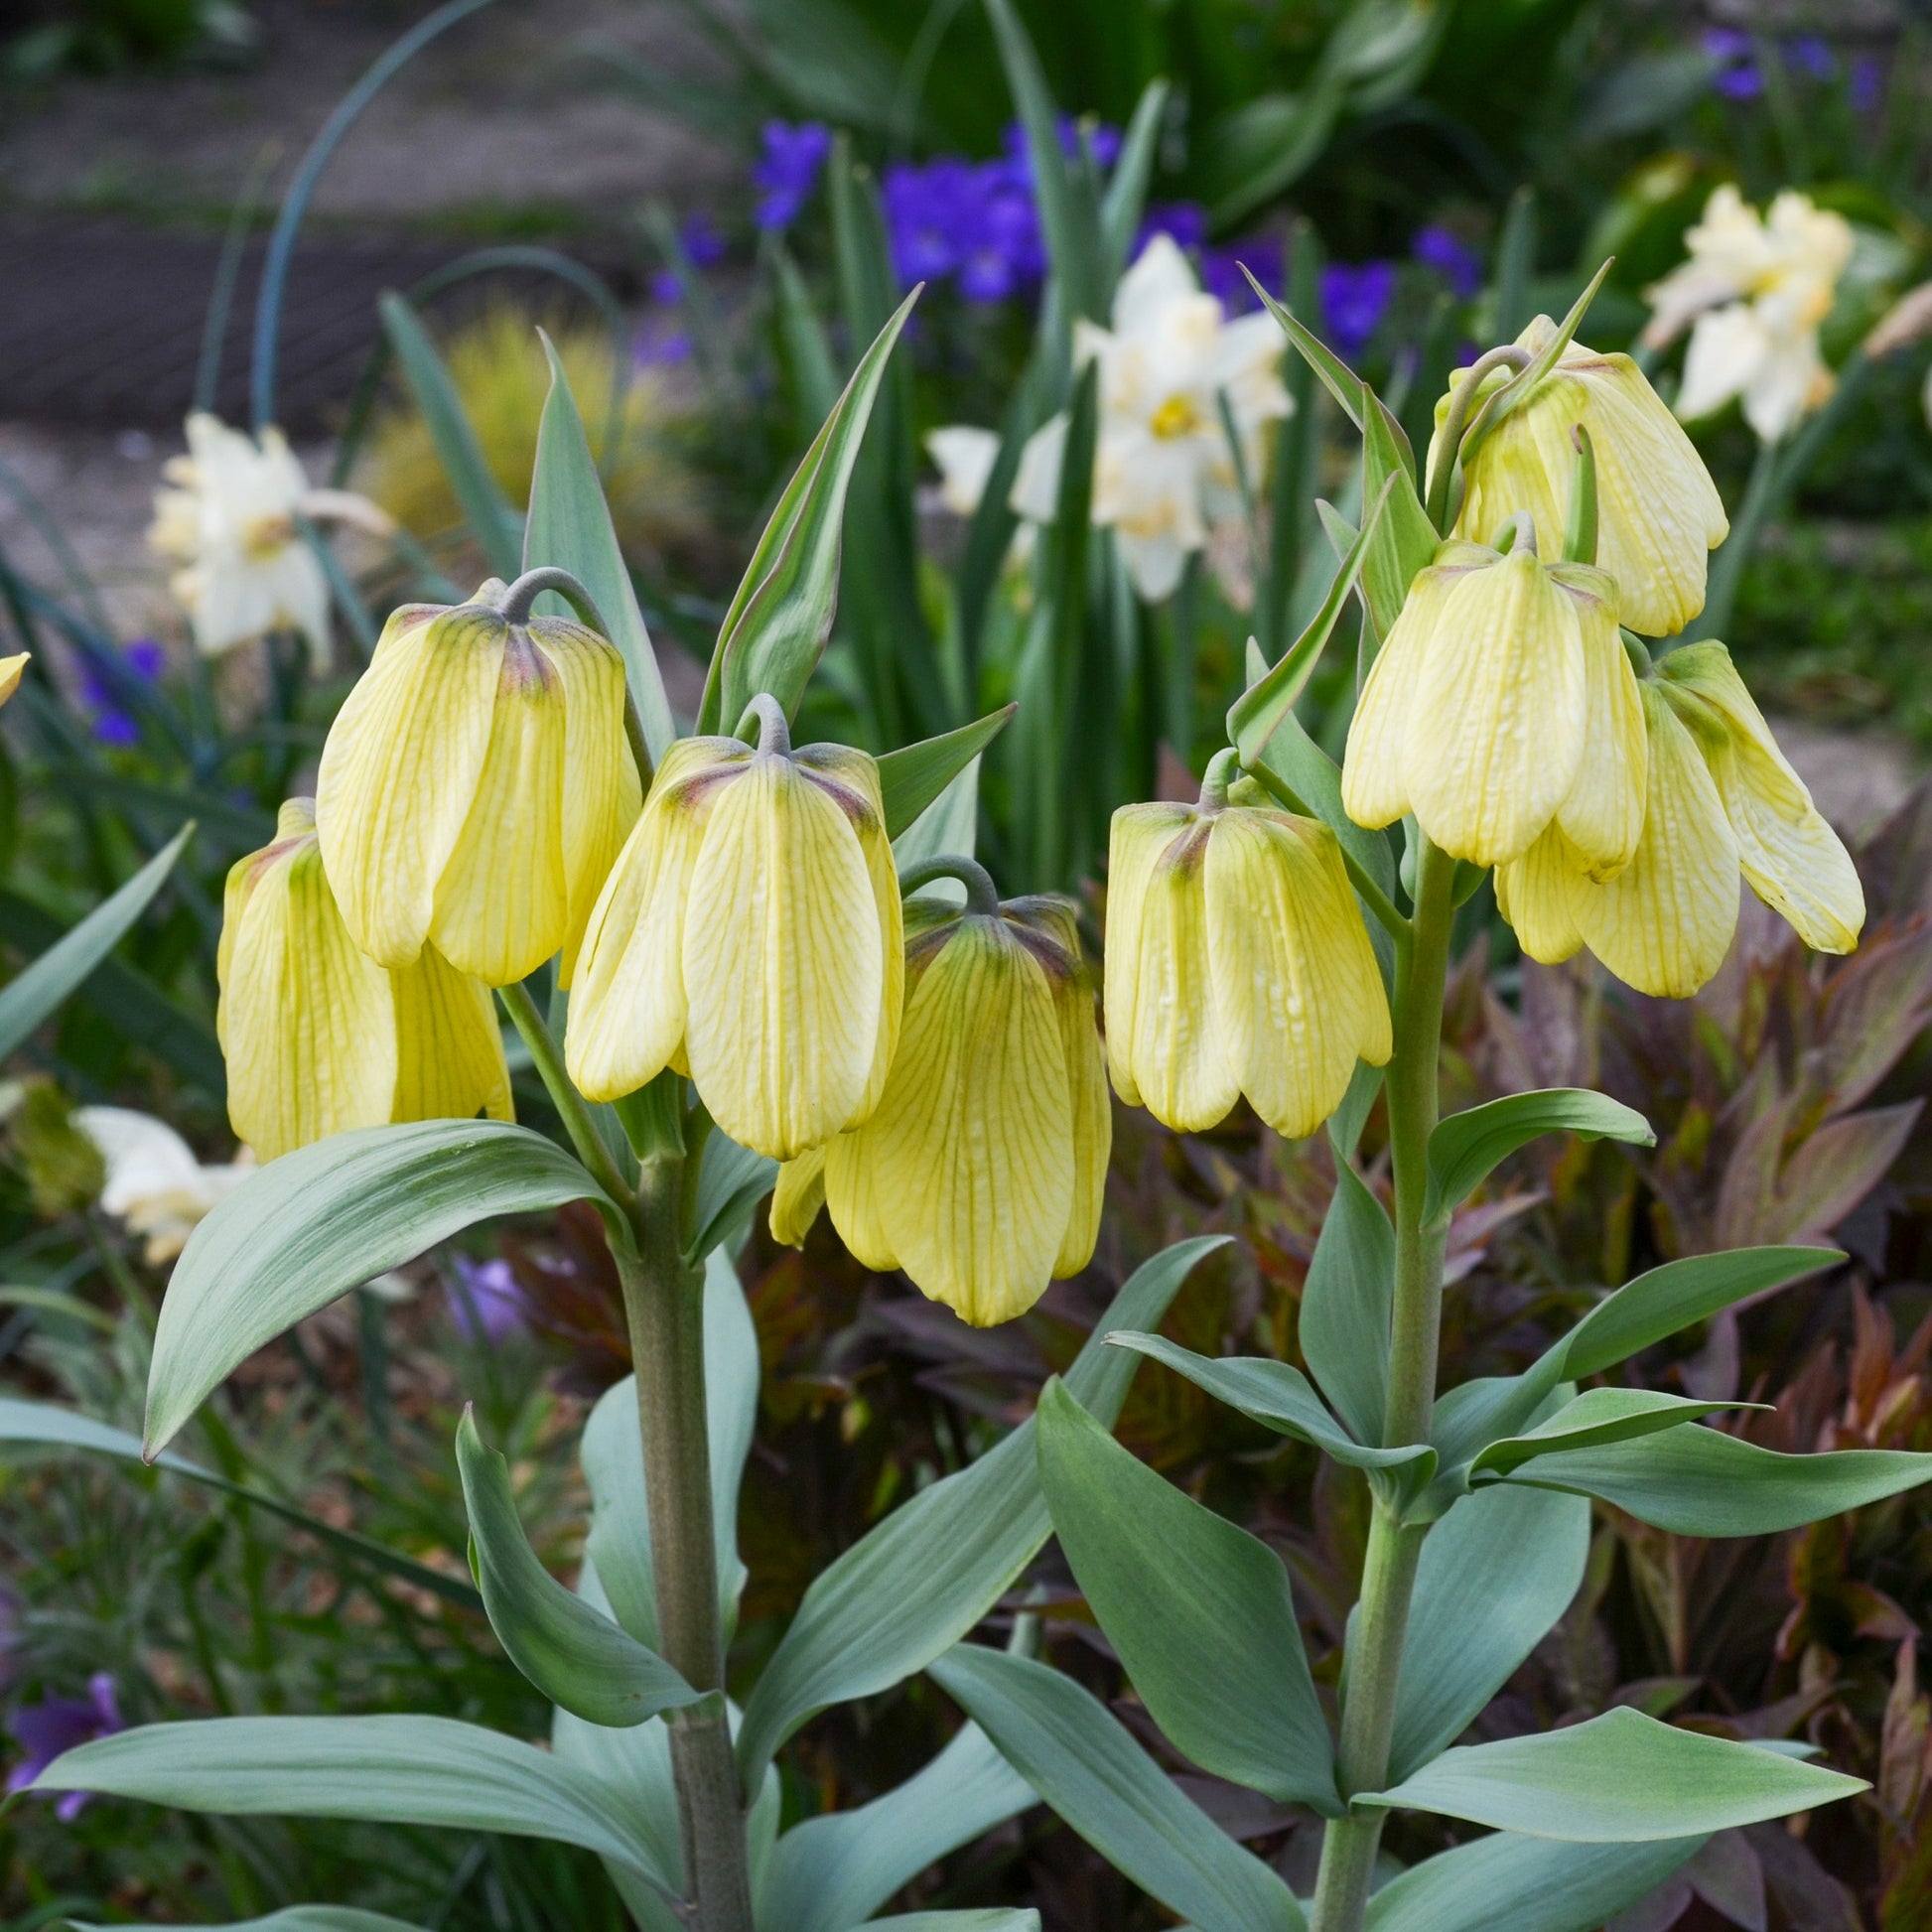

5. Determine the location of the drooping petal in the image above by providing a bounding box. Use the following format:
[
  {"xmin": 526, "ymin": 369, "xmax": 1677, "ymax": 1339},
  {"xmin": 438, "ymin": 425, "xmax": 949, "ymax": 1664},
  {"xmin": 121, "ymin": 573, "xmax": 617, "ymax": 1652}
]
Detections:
[
  {"xmin": 1495, "ymin": 822, "xmax": 1588, "ymax": 965},
  {"xmin": 824, "ymin": 1130, "xmax": 900, "ymax": 1273},
  {"xmin": 1550, "ymin": 567, "xmax": 1647, "ymax": 878},
  {"xmin": 1102, "ymin": 803, "xmax": 1195, "ymax": 1110},
  {"xmin": 681, "ymin": 750, "xmax": 884, "ymax": 1161},
  {"xmin": 1676, "ymin": 304, "xmax": 1765, "ymax": 424},
  {"xmin": 769, "ymin": 1146, "xmax": 828, "ymax": 1248},
  {"xmin": 925, "ymin": 426, "xmax": 1001, "ymax": 516},
  {"xmin": 1339, "ymin": 576, "xmax": 1433, "ymax": 832},
  {"xmin": 390, "ymin": 943, "xmax": 514, "ymax": 1127}
]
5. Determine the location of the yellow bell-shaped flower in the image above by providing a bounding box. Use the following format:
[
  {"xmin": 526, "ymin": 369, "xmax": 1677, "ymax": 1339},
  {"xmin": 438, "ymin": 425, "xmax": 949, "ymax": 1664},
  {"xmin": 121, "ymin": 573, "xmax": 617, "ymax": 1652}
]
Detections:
[
  {"xmin": 1495, "ymin": 643, "xmax": 1863, "ymax": 997},
  {"xmin": 218, "ymin": 798, "xmax": 512, "ymax": 1162},
  {"xmin": 1105, "ymin": 763, "xmax": 1391, "ymax": 1138},
  {"xmin": 315, "ymin": 572, "xmax": 640, "ymax": 989},
  {"xmin": 565, "ymin": 696, "xmax": 901, "ymax": 1163},
  {"xmin": 768, "ymin": 873, "xmax": 1108, "ymax": 1327},
  {"xmin": 1438, "ymin": 317, "xmax": 1728, "ymax": 637},
  {"xmin": 1343, "ymin": 529, "xmax": 1645, "ymax": 875}
]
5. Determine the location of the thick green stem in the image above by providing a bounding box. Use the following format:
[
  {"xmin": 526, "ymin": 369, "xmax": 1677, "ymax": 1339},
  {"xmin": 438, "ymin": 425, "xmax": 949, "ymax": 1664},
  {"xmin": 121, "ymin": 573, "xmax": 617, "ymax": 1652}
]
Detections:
[
  {"xmin": 619, "ymin": 1160, "xmax": 756, "ymax": 1932},
  {"xmin": 1309, "ymin": 835, "xmax": 1458, "ymax": 1932},
  {"xmin": 496, "ymin": 980, "xmax": 632, "ymax": 1209}
]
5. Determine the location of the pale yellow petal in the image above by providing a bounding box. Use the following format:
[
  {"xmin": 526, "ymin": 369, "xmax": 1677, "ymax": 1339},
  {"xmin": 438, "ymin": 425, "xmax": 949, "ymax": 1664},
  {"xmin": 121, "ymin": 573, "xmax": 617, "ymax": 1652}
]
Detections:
[
  {"xmin": 1550, "ymin": 568, "xmax": 1647, "ymax": 878},
  {"xmin": 682, "ymin": 752, "xmax": 883, "ymax": 1161},
  {"xmin": 1573, "ymin": 683, "xmax": 1740, "ymax": 998},
  {"xmin": 0, "ymin": 653, "xmax": 28, "ymax": 709},
  {"xmin": 1101, "ymin": 803, "xmax": 1195, "ymax": 1109},
  {"xmin": 769, "ymin": 1145, "xmax": 828, "ymax": 1248},
  {"xmin": 824, "ymin": 1131, "xmax": 899, "ymax": 1272},
  {"xmin": 1340, "ymin": 576, "xmax": 1433, "ymax": 832},
  {"xmin": 1205, "ymin": 810, "xmax": 1390, "ymax": 1141},
  {"xmin": 1495, "ymin": 822, "xmax": 1587, "ymax": 964},
  {"xmin": 391, "ymin": 944, "xmax": 513, "ymax": 1126}
]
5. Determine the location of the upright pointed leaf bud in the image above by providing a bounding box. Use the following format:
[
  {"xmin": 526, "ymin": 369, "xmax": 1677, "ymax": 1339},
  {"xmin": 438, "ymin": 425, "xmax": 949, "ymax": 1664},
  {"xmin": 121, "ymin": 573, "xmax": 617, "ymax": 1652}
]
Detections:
[
  {"xmin": 1439, "ymin": 318, "xmax": 1728, "ymax": 637},
  {"xmin": 566, "ymin": 697, "xmax": 902, "ymax": 1162},
  {"xmin": 218, "ymin": 799, "xmax": 512, "ymax": 1162},
  {"xmin": 315, "ymin": 573, "xmax": 640, "ymax": 989},
  {"xmin": 1106, "ymin": 764, "xmax": 1391, "ymax": 1139},
  {"xmin": 769, "ymin": 871, "xmax": 1108, "ymax": 1327}
]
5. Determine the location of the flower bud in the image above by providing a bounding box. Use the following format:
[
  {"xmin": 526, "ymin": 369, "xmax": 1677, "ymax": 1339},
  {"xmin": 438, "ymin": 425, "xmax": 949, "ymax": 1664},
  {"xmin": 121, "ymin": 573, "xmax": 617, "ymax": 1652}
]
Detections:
[
  {"xmin": 219, "ymin": 799, "xmax": 512, "ymax": 1161},
  {"xmin": 1439, "ymin": 319, "xmax": 1728, "ymax": 637},
  {"xmin": 1104, "ymin": 791, "xmax": 1390, "ymax": 1138},
  {"xmin": 1343, "ymin": 535, "xmax": 1645, "ymax": 875},
  {"xmin": 769, "ymin": 885, "xmax": 1108, "ymax": 1327},
  {"xmin": 565, "ymin": 700, "xmax": 901, "ymax": 1163},
  {"xmin": 315, "ymin": 576, "xmax": 640, "ymax": 988}
]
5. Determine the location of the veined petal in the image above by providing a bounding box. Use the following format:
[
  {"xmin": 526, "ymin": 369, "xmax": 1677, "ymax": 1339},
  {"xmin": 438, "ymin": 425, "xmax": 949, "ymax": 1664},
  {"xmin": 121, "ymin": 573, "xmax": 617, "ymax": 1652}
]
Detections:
[
  {"xmin": 316, "ymin": 604, "xmax": 501, "ymax": 968},
  {"xmin": 1495, "ymin": 822, "xmax": 1588, "ymax": 964},
  {"xmin": 1408, "ymin": 546, "xmax": 1587, "ymax": 866},
  {"xmin": 1658, "ymin": 643, "xmax": 1863, "ymax": 954},
  {"xmin": 682, "ymin": 751, "xmax": 883, "ymax": 1161},
  {"xmin": 1573, "ymin": 683, "xmax": 1740, "ymax": 998},
  {"xmin": 1103, "ymin": 803, "xmax": 1195, "ymax": 1109},
  {"xmin": 565, "ymin": 737, "xmax": 734, "ymax": 1102},
  {"xmin": 1340, "ymin": 583, "xmax": 1432, "ymax": 832},
  {"xmin": 1550, "ymin": 566, "xmax": 1647, "ymax": 878},
  {"xmin": 1205, "ymin": 810, "xmax": 1391, "ymax": 1141},
  {"xmin": 824, "ymin": 1131, "xmax": 900, "ymax": 1272},
  {"xmin": 769, "ymin": 1146, "xmax": 828, "ymax": 1248},
  {"xmin": 391, "ymin": 943, "xmax": 514, "ymax": 1127}
]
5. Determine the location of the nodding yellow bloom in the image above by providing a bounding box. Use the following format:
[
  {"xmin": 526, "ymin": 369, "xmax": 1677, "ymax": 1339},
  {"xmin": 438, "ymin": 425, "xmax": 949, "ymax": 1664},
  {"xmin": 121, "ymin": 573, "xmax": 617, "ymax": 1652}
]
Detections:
[
  {"xmin": 1343, "ymin": 532, "xmax": 1645, "ymax": 875},
  {"xmin": 218, "ymin": 799, "xmax": 512, "ymax": 1162},
  {"xmin": 768, "ymin": 880, "xmax": 1108, "ymax": 1327},
  {"xmin": 1496, "ymin": 643, "xmax": 1864, "ymax": 997},
  {"xmin": 1438, "ymin": 318, "xmax": 1728, "ymax": 637},
  {"xmin": 0, "ymin": 654, "xmax": 27, "ymax": 708},
  {"xmin": 1105, "ymin": 771, "xmax": 1390, "ymax": 1139},
  {"xmin": 565, "ymin": 696, "xmax": 901, "ymax": 1163},
  {"xmin": 315, "ymin": 576, "xmax": 639, "ymax": 989}
]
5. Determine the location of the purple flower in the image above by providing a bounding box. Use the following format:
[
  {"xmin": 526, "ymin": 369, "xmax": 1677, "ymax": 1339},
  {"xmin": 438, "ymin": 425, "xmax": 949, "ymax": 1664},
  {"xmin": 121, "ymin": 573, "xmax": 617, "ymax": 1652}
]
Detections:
[
  {"xmin": 1139, "ymin": 202, "xmax": 1208, "ymax": 254},
  {"xmin": 1703, "ymin": 29, "xmax": 1762, "ymax": 99},
  {"xmin": 448, "ymin": 1257, "xmax": 526, "ymax": 1345},
  {"xmin": 1320, "ymin": 260, "xmax": 1397, "ymax": 361},
  {"xmin": 1785, "ymin": 35, "xmax": 1834, "ymax": 80},
  {"xmin": 752, "ymin": 121, "xmax": 832, "ymax": 231},
  {"xmin": 7, "ymin": 1673, "xmax": 123, "ymax": 1821},
  {"xmin": 882, "ymin": 154, "xmax": 1044, "ymax": 302},
  {"xmin": 1413, "ymin": 223, "xmax": 1481, "ymax": 300},
  {"xmin": 999, "ymin": 116, "xmax": 1119, "ymax": 186},
  {"xmin": 123, "ymin": 637, "xmax": 165, "ymax": 680},
  {"xmin": 1851, "ymin": 56, "xmax": 1882, "ymax": 113},
  {"xmin": 651, "ymin": 213, "xmax": 727, "ymax": 304},
  {"xmin": 1201, "ymin": 237, "xmax": 1283, "ymax": 315},
  {"xmin": 79, "ymin": 637, "xmax": 161, "ymax": 748},
  {"xmin": 632, "ymin": 317, "xmax": 692, "ymax": 368}
]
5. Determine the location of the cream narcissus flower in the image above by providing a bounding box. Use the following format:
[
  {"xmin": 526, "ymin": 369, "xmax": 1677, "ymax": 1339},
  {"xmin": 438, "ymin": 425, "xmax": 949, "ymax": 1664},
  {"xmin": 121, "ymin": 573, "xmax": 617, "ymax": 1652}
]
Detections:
[
  {"xmin": 218, "ymin": 799, "xmax": 512, "ymax": 1162},
  {"xmin": 769, "ymin": 885, "xmax": 1107, "ymax": 1326},
  {"xmin": 1010, "ymin": 234, "xmax": 1291, "ymax": 602},
  {"xmin": 316, "ymin": 579, "xmax": 640, "ymax": 989},
  {"xmin": 566, "ymin": 696, "xmax": 902, "ymax": 1163},
  {"xmin": 73, "ymin": 1106, "xmax": 253, "ymax": 1264},
  {"xmin": 1105, "ymin": 769, "xmax": 1390, "ymax": 1138},
  {"xmin": 0, "ymin": 654, "xmax": 26, "ymax": 708},
  {"xmin": 924, "ymin": 426, "xmax": 1002, "ymax": 516},
  {"xmin": 1496, "ymin": 642, "xmax": 1864, "ymax": 998},
  {"xmin": 1343, "ymin": 531, "xmax": 1646, "ymax": 875},
  {"xmin": 149, "ymin": 413, "xmax": 390, "ymax": 664},
  {"xmin": 1642, "ymin": 186, "xmax": 1855, "ymax": 444},
  {"xmin": 1439, "ymin": 319, "xmax": 1728, "ymax": 638}
]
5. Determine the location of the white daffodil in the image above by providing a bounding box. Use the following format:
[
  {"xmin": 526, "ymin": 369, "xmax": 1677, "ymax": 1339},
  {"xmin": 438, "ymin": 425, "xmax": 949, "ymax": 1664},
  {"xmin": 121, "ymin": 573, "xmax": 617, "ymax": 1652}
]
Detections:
[
  {"xmin": 149, "ymin": 413, "xmax": 391, "ymax": 664},
  {"xmin": 1642, "ymin": 186, "xmax": 1854, "ymax": 444},
  {"xmin": 924, "ymin": 426, "xmax": 1002, "ymax": 516},
  {"xmin": 72, "ymin": 1106, "xmax": 253, "ymax": 1264},
  {"xmin": 1009, "ymin": 234, "xmax": 1291, "ymax": 602}
]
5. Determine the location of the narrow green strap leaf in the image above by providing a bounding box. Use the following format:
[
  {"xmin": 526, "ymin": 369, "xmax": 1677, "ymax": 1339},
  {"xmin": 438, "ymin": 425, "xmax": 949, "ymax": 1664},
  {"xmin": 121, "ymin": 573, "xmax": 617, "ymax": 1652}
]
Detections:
[
  {"xmin": 1554, "ymin": 1247, "xmax": 1839, "ymax": 1381},
  {"xmin": 877, "ymin": 705, "xmax": 1016, "ymax": 840},
  {"xmin": 734, "ymin": 1237, "xmax": 1227, "ymax": 1790},
  {"xmin": 376, "ymin": 292, "xmax": 521, "ymax": 578},
  {"xmin": 929, "ymin": 1645, "xmax": 1304, "ymax": 1932},
  {"xmin": 769, "ymin": 238, "xmax": 841, "ymax": 433},
  {"xmin": 1364, "ymin": 1832, "xmax": 1706, "ymax": 1932},
  {"xmin": 146, "ymin": 1121, "xmax": 621, "ymax": 1455},
  {"xmin": 1299, "ymin": 1161, "xmax": 1395, "ymax": 1447},
  {"xmin": 456, "ymin": 1409, "xmax": 702, "ymax": 1726},
  {"xmin": 31, "ymin": 1716, "xmax": 673, "ymax": 1890},
  {"xmin": 1097, "ymin": 78, "xmax": 1170, "ymax": 288},
  {"xmin": 1497, "ymin": 1425, "xmax": 1932, "ymax": 1537},
  {"xmin": 864, "ymin": 1915, "xmax": 1041, "ymax": 1931},
  {"xmin": 1425, "ymin": 1089, "xmax": 1654, "ymax": 1227},
  {"xmin": 1360, "ymin": 406, "xmax": 1441, "ymax": 634},
  {"xmin": 1037, "ymin": 1380, "xmax": 1338, "ymax": 1810},
  {"xmin": 699, "ymin": 289, "xmax": 918, "ymax": 734},
  {"xmin": 524, "ymin": 332, "xmax": 675, "ymax": 764},
  {"xmin": 0, "ymin": 822, "xmax": 193, "ymax": 1063},
  {"xmin": 0, "ymin": 1397, "xmax": 481, "ymax": 1612},
  {"xmin": 1472, "ymin": 1388, "xmax": 1755, "ymax": 1477},
  {"xmin": 1489, "ymin": 188, "xmax": 1539, "ymax": 346},
  {"xmin": 1360, "ymin": 1707, "xmax": 1864, "ymax": 1842},
  {"xmin": 69, "ymin": 1913, "xmax": 427, "ymax": 1932}
]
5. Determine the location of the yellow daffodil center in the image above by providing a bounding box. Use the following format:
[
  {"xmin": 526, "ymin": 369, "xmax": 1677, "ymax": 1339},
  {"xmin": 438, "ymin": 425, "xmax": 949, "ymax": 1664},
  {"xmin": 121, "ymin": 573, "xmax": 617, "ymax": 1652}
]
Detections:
[{"xmin": 1149, "ymin": 392, "xmax": 1202, "ymax": 440}]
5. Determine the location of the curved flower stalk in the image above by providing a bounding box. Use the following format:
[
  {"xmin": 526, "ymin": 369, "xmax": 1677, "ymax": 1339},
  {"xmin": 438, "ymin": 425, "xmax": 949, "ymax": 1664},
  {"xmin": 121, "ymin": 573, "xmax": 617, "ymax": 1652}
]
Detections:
[{"xmin": 149, "ymin": 412, "xmax": 391, "ymax": 663}]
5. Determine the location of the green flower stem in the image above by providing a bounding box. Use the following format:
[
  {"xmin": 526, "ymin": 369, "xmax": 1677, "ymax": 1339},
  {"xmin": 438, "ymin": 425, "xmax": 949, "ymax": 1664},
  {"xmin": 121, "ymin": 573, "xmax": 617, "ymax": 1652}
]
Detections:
[
  {"xmin": 1309, "ymin": 834, "xmax": 1458, "ymax": 1932},
  {"xmin": 496, "ymin": 980, "xmax": 633, "ymax": 1216}
]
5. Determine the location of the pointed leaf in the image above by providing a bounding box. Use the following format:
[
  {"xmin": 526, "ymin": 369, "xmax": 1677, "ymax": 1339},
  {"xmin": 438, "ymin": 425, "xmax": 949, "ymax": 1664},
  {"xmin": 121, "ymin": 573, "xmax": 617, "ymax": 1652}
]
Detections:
[
  {"xmin": 930, "ymin": 1645, "xmax": 1304, "ymax": 1932},
  {"xmin": 71, "ymin": 1914, "xmax": 428, "ymax": 1932},
  {"xmin": 1037, "ymin": 1379, "xmax": 1337, "ymax": 1810},
  {"xmin": 1365, "ymin": 1832, "xmax": 1705, "ymax": 1932},
  {"xmin": 685, "ymin": 1130, "xmax": 777, "ymax": 1268},
  {"xmin": 1461, "ymin": 260, "xmax": 1614, "ymax": 462},
  {"xmin": 1300, "ymin": 1161, "xmax": 1395, "ymax": 1447},
  {"xmin": 877, "ymin": 706, "xmax": 1015, "ymax": 839},
  {"xmin": 1360, "ymin": 405, "xmax": 1441, "ymax": 635},
  {"xmin": 1098, "ymin": 80, "xmax": 1170, "ymax": 288},
  {"xmin": 1426, "ymin": 1089, "xmax": 1653, "ymax": 1226},
  {"xmin": 1472, "ymin": 1389, "xmax": 1755, "ymax": 1477},
  {"xmin": 865, "ymin": 1916, "xmax": 1040, "ymax": 1931}
]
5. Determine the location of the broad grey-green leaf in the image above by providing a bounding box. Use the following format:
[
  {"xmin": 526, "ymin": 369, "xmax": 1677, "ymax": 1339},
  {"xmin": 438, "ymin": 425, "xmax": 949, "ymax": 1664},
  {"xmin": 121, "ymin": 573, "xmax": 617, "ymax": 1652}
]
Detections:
[
  {"xmin": 1365, "ymin": 1832, "xmax": 1705, "ymax": 1932},
  {"xmin": 31, "ymin": 1715, "xmax": 673, "ymax": 1889},
  {"xmin": 1426, "ymin": 1089, "xmax": 1653, "ymax": 1226},
  {"xmin": 1037, "ymin": 1379, "xmax": 1337, "ymax": 1810},
  {"xmin": 71, "ymin": 1913, "xmax": 428, "ymax": 1932},
  {"xmin": 0, "ymin": 822, "xmax": 193, "ymax": 1063},
  {"xmin": 524, "ymin": 333, "xmax": 674, "ymax": 763},
  {"xmin": 735, "ymin": 1238, "xmax": 1227, "ymax": 1790},
  {"xmin": 147, "ymin": 1122, "xmax": 620, "ymax": 1455},
  {"xmin": 1361, "ymin": 1708, "xmax": 1863, "ymax": 1841},
  {"xmin": 762, "ymin": 1720, "xmax": 1034, "ymax": 1932},
  {"xmin": 0, "ymin": 1397, "xmax": 481, "ymax": 1611},
  {"xmin": 1360, "ymin": 398, "xmax": 1441, "ymax": 635},
  {"xmin": 929, "ymin": 1645, "xmax": 1303, "ymax": 1932},
  {"xmin": 864, "ymin": 1916, "xmax": 1040, "ymax": 1931},
  {"xmin": 1497, "ymin": 1425, "xmax": 1932, "ymax": 1536},
  {"xmin": 1472, "ymin": 1388, "xmax": 1753, "ymax": 1477},
  {"xmin": 877, "ymin": 705, "xmax": 1015, "ymax": 840},
  {"xmin": 685, "ymin": 1129, "xmax": 777, "ymax": 1267},
  {"xmin": 700, "ymin": 290, "xmax": 917, "ymax": 734},
  {"xmin": 1299, "ymin": 1161, "xmax": 1395, "ymax": 1446},
  {"xmin": 456, "ymin": 1408, "xmax": 701, "ymax": 1727},
  {"xmin": 1387, "ymin": 1484, "xmax": 1589, "ymax": 1782},
  {"xmin": 892, "ymin": 757, "xmax": 981, "ymax": 902}
]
